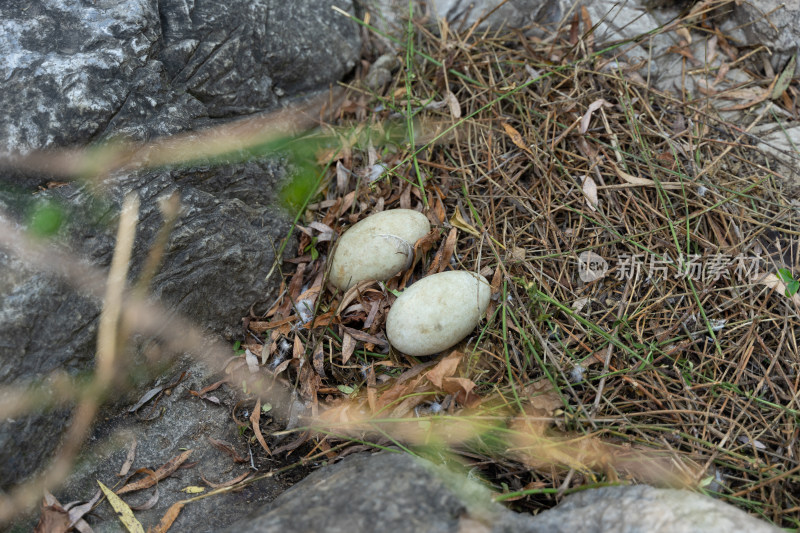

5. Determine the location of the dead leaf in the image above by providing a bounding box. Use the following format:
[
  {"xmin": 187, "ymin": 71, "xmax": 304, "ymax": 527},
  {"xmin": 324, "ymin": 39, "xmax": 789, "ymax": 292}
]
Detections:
[
  {"xmin": 250, "ymin": 398, "xmax": 272, "ymax": 455},
  {"xmin": 35, "ymin": 497, "xmax": 70, "ymax": 533},
  {"xmin": 609, "ymin": 161, "xmax": 681, "ymax": 190},
  {"xmin": 245, "ymin": 349, "xmax": 259, "ymax": 374},
  {"xmin": 128, "ymin": 386, "xmax": 163, "ymax": 413},
  {"xmin": 149, "ymin": 501, "xmax": 185, "ymax": 533},
  {"xmin": 190, "ymin": 379, "xmax": 226, "ymax": 398},
  {"xmin": 675, "ymin": 26, "xmax": 691, "ymax": 44},
  {"xmin": 201, "ymin": 470, "xmax": 251, "ymax": 488},
  {"xmin": 118, "ymin": 438, "xmax": 137, "ymax": 477},
  {"xmin": 312, "ymin": 343, "xmax": 326, "ymax": 378},
  {"xmin": 336, "ymin": 160, "xmax": 350, "ymax": 192},
  {"xmin": 116, "ymin": 450, "xmax": 193, "ymax": 495},
  {"xmin": 523, "ymin": 379, "xmax": 563, "ymax": 414},
  {"xmin": 426, "ymin": 351, "xmax": 463, "ymax": 388},
  {"xmin": 579, "ymin": 99, "xmax": 612, "ymax": 135},
  {"xmin": 450, "ymin": 209, "xmax": 480, "ymax": 236},
  {"xmin": 442, "ymin": 376, "xmax": 481, "ymax": 408},
  {"xmin": 579, "ymin": 6, "xmax": 594, "ymax": 50},
  {"xmin": 248, "ymin": 315, "xmax": 299, "ymax": 333},
  {"xmin": 501, "ymin": 122, "xmax": 532, "ymax": 155},
  {"xmin": 437, "ymin": 227, "xmax": 458, "ymax": 274},
  {"xmin": 341, "ymin": 332, "xmax": 356, "ymax": 364},
  {"xmin": 581, "ymin": 175, "xmax": 598, "ymax": 210},
  {"xmin": 341, "ymin": 326, "xmax": 388, "ymax": 347},
  {"xmin": 756, "ymin": 273, "xmax": 800, "ymax": 306},
  {"xmin": 445, "ymin": 91, "xmax": 461, "ymax": 118},
  {"xmin": 128, "ymin": 487, "xmax": 159, "ymax": 511},
  {"xmin": 207, "ymin": 437, "xmax": 247, "ymax": 463},
  {"xmin": 98, "ymin": 480, "xmax": 145, "ymax": 533},
  {"xmin": 66, "ymin": 489, "xmax": 102, "ymax": 530}
]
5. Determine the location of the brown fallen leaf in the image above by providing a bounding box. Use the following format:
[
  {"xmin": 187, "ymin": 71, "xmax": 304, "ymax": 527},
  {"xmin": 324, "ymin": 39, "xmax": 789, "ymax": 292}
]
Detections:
[
  {"xmin": 149, "ymin": 501, "xmax": 185, "ymax": 533},
  {"xmin": 207, "ymin": 437, "xmax": 247, "ymax": 463},
  {"xmin": 450, "ymin": 209, "xmax": 480, "ymax": 237},
  {"xmin": 189, "ymin": 379, "xmax": 226, "ymax": 398},
  {"xmin": 116, "ymin": 449, "xmax": 193, "ymax": 495},
  {"xmin": 34, "ymin": 496, "xmax": 70, "ymax": 533},
  {"xmin": 426, "ymin": 351, "xmax": 464, "ymax": 389},
  {"xmin": 501, "ymin": 122, "xmax": 533, "ymax": 155},
  {"xmin": 250, "ymin": 398, "xmax": 272, "ymax": 455},
  {"xmin": 201, "ymin": 470, "xmax": 251, "ymax": 489}
]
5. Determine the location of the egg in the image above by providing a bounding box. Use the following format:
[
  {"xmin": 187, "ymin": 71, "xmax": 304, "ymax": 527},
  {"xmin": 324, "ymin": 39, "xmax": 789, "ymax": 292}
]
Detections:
[
  {"xmin": 386, "ymin": 271, "xmax": 491, "ymax": 356},
  {"xmin": 329, "ymin": 209, "xmax": 430, "ymax": 291}
]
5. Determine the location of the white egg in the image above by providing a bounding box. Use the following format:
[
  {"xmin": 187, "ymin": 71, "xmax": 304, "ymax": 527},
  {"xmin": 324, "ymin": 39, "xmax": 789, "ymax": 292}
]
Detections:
[
  {"xmin": 329, "ymin": 209, "xmax": 430, "ymax": 291},
  {"xmin": 386, "ymin": 271, "xmax": 491, "ymax": 356}
]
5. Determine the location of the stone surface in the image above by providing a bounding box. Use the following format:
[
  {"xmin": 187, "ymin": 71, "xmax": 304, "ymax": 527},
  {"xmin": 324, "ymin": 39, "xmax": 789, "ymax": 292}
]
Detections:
[
  {"xmin": 753, "ymin": 124, "xmax": 800, "ymax": 190},
  {"xmin": 386, "ymin": 271, "xmax": 490, "ymax": 356},
  {"xmin": 329, "ymin": 209, "xmax": 431, "ymax": 290},
  {"xmin": 223, "ymin": 451, "xmax": 781, "ymax": 533},
  {"xmin": 11, "ymin": 356, "xmax": 307, "ymax": 532},
  {"xmin": 0, "ymin": 160, "xmax": 293, "ymax": 491},
  {"xmin": 732, "ymin": 0, "xmax": 800, "ymax": 76},
  {"xmin": 528, "ymin": 484, "xmax": 782, "ymax": 533},
  {"xmin": 0, "ymin": 0, "xmax": 361, "ymax": 496},
  {"xmin": 0, "ymin": 0, "xmax": 361, "ymax": 156}
]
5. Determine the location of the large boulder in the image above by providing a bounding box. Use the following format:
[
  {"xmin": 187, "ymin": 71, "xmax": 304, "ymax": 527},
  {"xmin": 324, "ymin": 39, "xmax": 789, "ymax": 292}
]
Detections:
[
  {"xmin": 0, "ymin": 0, "xmax": 360, "ymax": 494},
  {"xmin": 224, "ymin": 452, "xmax": 781, "ymax": 533}
]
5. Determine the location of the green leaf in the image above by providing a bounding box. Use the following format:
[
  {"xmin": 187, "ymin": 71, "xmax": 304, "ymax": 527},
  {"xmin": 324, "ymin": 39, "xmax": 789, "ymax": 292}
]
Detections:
[
  {"xmin": 261, "ymin": 402, "xmax": 273, "ymax": 413},
  {"xmin": 786, "ymin": 279, "xmax": 800, "ymax": 297},
  {"xmin": 777, "ymin": 268, "xmax": 794, "ymax": 284},
  {"xmin": 97, "ymin": 480, "xmax": 145, "ymax": 533},
  {"xmin": 310, "ymin": 247, "xmax": 319, "ymax": 261},
  {"xmin": 389, "ymin": 289, "xmax": 403, "ymax": 297},
  {"xmin": 337, "ymin": 384, "xmax": 355, "ymax": 395},
  {"xmin": 771, "ymin": 53, "xmax": 796, "ymax": 100}
]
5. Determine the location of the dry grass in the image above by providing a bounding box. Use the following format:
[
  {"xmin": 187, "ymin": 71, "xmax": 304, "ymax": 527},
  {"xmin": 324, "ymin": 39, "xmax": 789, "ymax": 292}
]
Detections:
[
  {"xmin": 3, "ymin": 2, "xmax": 800, "ymax": 530},
  {"xmin": 253, "ymin": 5, "xmax": 800, "ymax": 528}
]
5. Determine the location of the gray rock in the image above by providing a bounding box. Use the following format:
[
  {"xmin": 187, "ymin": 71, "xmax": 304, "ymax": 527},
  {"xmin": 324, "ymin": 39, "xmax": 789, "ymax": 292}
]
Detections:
[
  {"xmin": 732, "ymin": 0, "xmax": 800, "ymax": 77},
  {"xmin": 223, "ymin": 452, "xmax": 781, "ymax": 533},
  {"xmin": 364, "ymin": 0, "xmax": 564, "ymax": 36},
  {"xmin": 27, "ymin": 356, "xmax": 302, "ymax": 533},
  {"xmin": 0, "ymin": 0, "xmax": 361, "ymax": 495},
  {"xmin": 0, "ymin": 160, "xmax": 292, "ymax": 490},
  {"xmin": 529, "ymin": 484, "xmax": 781, "ymax": 533},
  {"xmin": 0, "ymin": 0, "xmax": 361, "ymax": 155}
]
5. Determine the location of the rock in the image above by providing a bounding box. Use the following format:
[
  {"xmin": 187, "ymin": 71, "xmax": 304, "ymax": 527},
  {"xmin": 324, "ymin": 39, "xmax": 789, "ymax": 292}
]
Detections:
[
  {"xmin": 527, "ymin": 484, "xmax": 782, "ymax": 533},
  {"xmin": 730, "ymin": 0, "xmax": 800, "ymax": 77},
  {"xmin": 222, "ymin": 451, "xmax": 513, "ymax": 533},
  {"xmin": 0, "ymin": 162, "xmax": 293, "ymax": 491},
  {"xmin": 0, "ymin": 0, "xmax": 361, "ymax": 496},
  {"xmin": 329, "ymin": 209, "xmax": 431, "ymax": 291},
  {"xmin": 0, "ymin": 0, "xmax": 361, "ymax": 155},
  {"xmin": 753, "ymin": 124, "xmax": 800, "ymax": 191},
  {"xmin": 364, "ymin": 0, "xmax": 564, "ymax": 37},
  {"xmin": 222, "ymin": 451, "xmax": 781, "ymax": 533},
  {"xmin": 8, "ymin": 356, "xmax": 305, "ymax": 532},
  {"xmin": 386, "ymin": 271, "xmax": 490, "ymax": 356}
]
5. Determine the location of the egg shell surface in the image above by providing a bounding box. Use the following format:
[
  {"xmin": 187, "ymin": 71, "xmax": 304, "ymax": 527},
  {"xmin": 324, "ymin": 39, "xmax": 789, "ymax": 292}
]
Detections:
[
  {"xmin": 386, "ymin": 271, "xmax": 490, "ymax": 356},
  {"xmin": 329, "ymin": 209, "xmax": 430, "ymax": 291}
]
